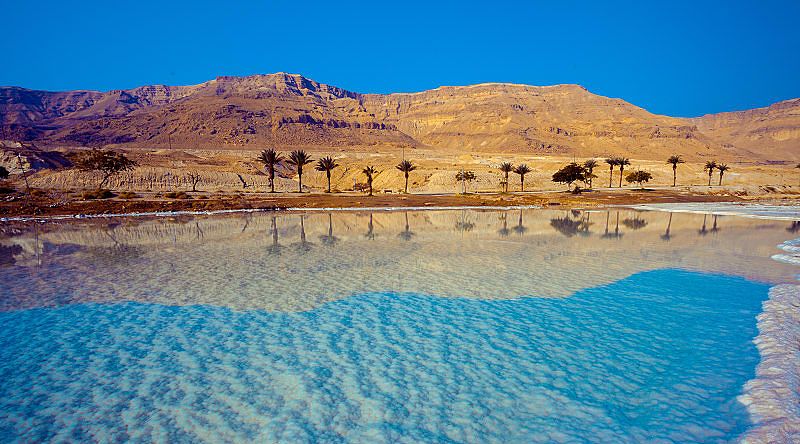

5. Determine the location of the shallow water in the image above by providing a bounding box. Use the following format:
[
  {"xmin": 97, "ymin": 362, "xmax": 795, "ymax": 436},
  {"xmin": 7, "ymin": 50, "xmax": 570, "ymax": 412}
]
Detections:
[{"xmin": 1, "ymin": 209, "xmax": 798, "ymax": 443}]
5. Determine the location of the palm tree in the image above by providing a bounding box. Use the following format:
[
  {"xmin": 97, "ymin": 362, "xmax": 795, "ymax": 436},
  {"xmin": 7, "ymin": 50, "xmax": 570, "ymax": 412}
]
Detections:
[
  {"xmin": 362, "ymin": 166, "xmax": 377, "ymax": 196},
  {"xmin": 513, "ymin": 164, "xmax": 531, "ymax": 192},
  {"xmin": 717, "ymin": 163, "xmax": 729, "ymax": 186},
  {"xmin": 287, "ymin": 150, "xmax": 313, "ymax": 192},
  {"xmin": 499, "ymin": 162, "xmax": 513, "ymax": 192},
  {"xmin": 395, "ymin": 160, "xmax": 416, "ymax": 193},
  {"xmin": 257, "ymin": 148, "xmax": 283, "ymax": 193},
  {"xmin": 583, "ymin": 159, "xmax": 598, "ymax": 188},
  {"xmin": 666, "ymin": 155, "xmax": 685, "ymax": 187},
  {"xmin": 617, "ymin": 157, "xmax": 631, "ymax": 187},
  {"xmin": 704, "ymin": 161, "xmax": 717, "ymax": 186},
  {"xmin": 315, "ymin": 156, "xmax": 339, "ymax": 193},
  {"xmin": 605, "ymin": 158, "xmax": 617, "ymax": 187}
]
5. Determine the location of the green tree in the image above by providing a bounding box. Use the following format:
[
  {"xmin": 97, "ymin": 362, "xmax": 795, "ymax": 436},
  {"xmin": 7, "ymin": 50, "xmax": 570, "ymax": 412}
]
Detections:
[
  {"xmin": 666, "ymin": 155, "xmax": 685, "ymax": 187},
  {"xmin": 583, "ymin": 159, "xmax": 598, "ymax": 188},
  {"xmin": 513, "ymin": 164, "xmax": 531, "ymax": 192},
  {"xmin": 287, "ymin": 150, "xmax": 313, "ymax": 192},
  {"xmin": 717, "ymin": 163, "xmax": 730, "ymax": 186},
  {"xmin": 395, "ymin": 160, "xmax": 416, "ymax": 193},
  {"xmin": 257, "ymin": 148, "xmax": 283, "ymax": 193},
  {"xmin": 605, "ymin": 158, "xmax": 618, "ymax": 187},
  {"xmin": 552, "ymin": 162, "xmax": 587, "ymax": 191},
  {"xmin": 362, "ymin": 166, "xmax": 378, "ymax": 196},
  {"xmin": 499, "ymin": 162, "xmax": 513, "ymax": 193},
  {"xmin": 71, "ymin": 149, "xmax": 137, "ymax": 190},
  {"xmin": 704, "ymin": 160, "xmax": 717, "ymax": 186},
  {"xmin": 315, "ymin": 156, "xmax": 339, "ymax": 193},
  {"xmin": 625, "ymin": 170, "xmax": 653, "ymax": 188},
  {"xmin": 617, "ymin": 157, "xmax": 631, "ymax": 187},
  {"xmin": 455, "ymin": 170, "xmax": 476, "ymax": 194}
]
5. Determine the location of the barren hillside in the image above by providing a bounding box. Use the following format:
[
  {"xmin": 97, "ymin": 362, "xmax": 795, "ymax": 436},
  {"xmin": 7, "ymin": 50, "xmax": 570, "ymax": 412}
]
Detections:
[{"xmin": 1, "ymin": 73, "xmax": 798, "ymax": 161}]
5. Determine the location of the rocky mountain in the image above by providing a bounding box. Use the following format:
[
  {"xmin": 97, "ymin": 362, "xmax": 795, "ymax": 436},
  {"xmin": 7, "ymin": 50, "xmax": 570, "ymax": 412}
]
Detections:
[{"xmin": 1, "ymin": 73, "xmax": 798, "ymax": 161}]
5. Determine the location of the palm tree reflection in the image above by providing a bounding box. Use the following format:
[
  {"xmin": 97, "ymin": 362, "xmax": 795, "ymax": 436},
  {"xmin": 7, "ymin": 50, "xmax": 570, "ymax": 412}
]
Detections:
[
  {"xmin": 365, "ymin": 213, "xmax": 376, "ymax": 240},
  {"xmin": 319, "ymin": 213, "xmax": 339, "ymax": 247},
  {"xmin": 294, "ymin": 215, "xmax": 314, "ymax": 252},
  {"xmin": 660, "ymin": 213, "xmax": 673, "ymax": 241},
  {"xmin": 399, "ymin": 212, "xmax": 415, "ymax": 241},
  {"xmin": 699, "ymin": 215, "xmax": 709, "ymax": 236},
  {"xmin": 513, "ymin": 210, "xmax": 528, "ymax": 236},
  {"xmin": 601, "ymin": 211, "xmax": 623, "ymax": 240},
  {"xmin": 498, "ymin": 213, "xmax": 511, "ymax": 237},
  {"xmin": 267, "ymin": 215, "xmax": 282, "ymax": 255}
]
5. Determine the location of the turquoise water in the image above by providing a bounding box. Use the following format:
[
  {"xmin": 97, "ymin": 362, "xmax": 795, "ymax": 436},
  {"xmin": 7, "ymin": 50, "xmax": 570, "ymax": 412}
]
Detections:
[
  {"xmin": 0, "ymin": 209, "xmax": 796, "ymax": 443},
  {"xmin": 0, "ymin": 270, "xmax": 769, "ymax": 443}
]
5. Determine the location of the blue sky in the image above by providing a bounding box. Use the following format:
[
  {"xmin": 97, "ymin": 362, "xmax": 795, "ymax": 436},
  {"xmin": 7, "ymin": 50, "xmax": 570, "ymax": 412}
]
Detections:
[{"xmin": 1, "ymin": 0, "xmax": 798, "ymax": 117}]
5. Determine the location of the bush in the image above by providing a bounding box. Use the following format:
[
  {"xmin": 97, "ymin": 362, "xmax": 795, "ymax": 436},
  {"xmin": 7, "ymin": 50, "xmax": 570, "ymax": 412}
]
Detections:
[
  {"xmin": 118, "ymin": 191, "xmax": 139, "ymax": 199},
  {"xmin": 164, "ymin": 191, "xmax": 191, "ymax": 199},
  {"xmin": 81, "ymin": 189, "xmax": 115, "ymax": 200}
]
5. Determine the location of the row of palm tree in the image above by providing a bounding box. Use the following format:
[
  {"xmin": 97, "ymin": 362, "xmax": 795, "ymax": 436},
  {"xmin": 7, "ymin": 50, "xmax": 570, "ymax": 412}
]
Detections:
[
  {"xmin": 703, "ymin": 160, "xmax": 730, "ymax": 186},
  {"xmin": 498, "ymin": 162, "xmax": 532, "ymax": 191},
  {"xmin": 604, "ymin": 157, "xmax": 632, "ymax": 188},
  {"xmin": 259, "ymin": 148, "xmax": 737, "ymax": 194},
  {"xmin": 257, "ymin": 149, "xmax": 420, "ymax": 194}
]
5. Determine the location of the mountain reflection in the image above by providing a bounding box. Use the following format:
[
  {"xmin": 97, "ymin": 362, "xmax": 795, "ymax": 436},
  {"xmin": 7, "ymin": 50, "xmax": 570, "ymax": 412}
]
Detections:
[{"xmin": 0, "ymin": 209, "xmax": 796, "ymax": 313}]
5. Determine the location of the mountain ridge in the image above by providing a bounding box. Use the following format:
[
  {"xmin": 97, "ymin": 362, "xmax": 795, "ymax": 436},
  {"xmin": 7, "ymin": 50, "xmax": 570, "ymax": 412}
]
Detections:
[{"xmin": 1, "ymin": 73, "xmax": 798, "ymax": 161}]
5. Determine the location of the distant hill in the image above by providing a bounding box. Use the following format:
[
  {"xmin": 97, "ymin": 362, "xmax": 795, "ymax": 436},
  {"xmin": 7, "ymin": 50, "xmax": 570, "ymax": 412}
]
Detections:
[{"xmin": 1, "ymin": 73, "xmax": 798, "ymax": 161}]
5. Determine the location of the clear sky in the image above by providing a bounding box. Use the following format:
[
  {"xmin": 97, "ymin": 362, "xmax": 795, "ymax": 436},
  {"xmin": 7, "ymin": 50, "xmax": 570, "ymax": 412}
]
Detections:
[{"xmin": 2, "ymin": 0, "xmax": 798, "ymax": 117}]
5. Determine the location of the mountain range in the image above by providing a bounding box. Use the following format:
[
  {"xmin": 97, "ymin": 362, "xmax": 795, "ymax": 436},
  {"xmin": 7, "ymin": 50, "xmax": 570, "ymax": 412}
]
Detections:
[{"xmin": 1, "ymin": 73, "xmax": 798, "ymax": 161}]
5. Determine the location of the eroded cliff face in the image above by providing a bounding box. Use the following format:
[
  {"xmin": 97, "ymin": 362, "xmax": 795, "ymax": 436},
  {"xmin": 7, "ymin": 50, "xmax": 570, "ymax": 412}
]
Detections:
[
  {"xmin": 692, "ymin": 98, "xmax": 800, "ymax": 161},
  {"xmin": 1, "ymin": 73, "xmax": 797, "ymax": 161}
]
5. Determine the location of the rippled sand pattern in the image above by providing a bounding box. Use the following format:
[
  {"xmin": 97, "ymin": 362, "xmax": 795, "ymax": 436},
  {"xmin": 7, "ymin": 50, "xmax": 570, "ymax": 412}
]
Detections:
[{"xmin": 0, "ymin": 270, "xmax": 769, "ymax": 443}]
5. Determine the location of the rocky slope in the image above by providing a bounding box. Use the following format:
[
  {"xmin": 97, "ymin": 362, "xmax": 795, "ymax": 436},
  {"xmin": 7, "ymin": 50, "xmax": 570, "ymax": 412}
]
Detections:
[{"xmin": 1, "ymin": 73, "xmax": 797, "ymax": 161}]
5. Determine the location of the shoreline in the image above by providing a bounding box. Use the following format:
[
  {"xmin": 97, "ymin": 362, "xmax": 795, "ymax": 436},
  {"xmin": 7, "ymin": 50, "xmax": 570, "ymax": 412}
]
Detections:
[{"xmin": 3, "ymin": 188, "xmax": 791, "ymax": 222}]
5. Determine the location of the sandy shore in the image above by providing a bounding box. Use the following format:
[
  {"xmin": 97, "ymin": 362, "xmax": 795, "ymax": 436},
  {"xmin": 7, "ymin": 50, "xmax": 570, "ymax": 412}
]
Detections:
[{"xmin": 4, "ymin": 187, "xmax": 793, "ymax": 220}]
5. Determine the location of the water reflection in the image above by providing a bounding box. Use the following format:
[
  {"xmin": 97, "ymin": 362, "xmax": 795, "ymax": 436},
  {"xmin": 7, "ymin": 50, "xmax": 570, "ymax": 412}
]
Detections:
[
  {"xmin": 398, "ymin": 212, "xmax": 415, "ymax": 241},
  {"xmin": 602, "ymin": 211, "xmax": 623, "ymax": 240},
  {"xmin": 661, "ymin": 213, "xmax": 673, "ymax": 241},
  {"xmin": 0, "ymin": 209, "xmax": 796, "ymax": 312}
]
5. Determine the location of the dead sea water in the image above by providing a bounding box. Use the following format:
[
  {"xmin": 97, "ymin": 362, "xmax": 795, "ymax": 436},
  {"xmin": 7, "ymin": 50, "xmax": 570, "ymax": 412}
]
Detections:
[{"xmin": 1, "ymin": 208, "xmax": 798, "ymax": 443}]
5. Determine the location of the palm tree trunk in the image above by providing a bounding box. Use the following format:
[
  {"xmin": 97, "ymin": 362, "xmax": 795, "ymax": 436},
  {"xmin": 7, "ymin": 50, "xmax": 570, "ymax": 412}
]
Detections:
[
  {"xmin": 672, "ymin": 166, "xmax": 677, "ymax": 187},
  {"xmin": 404, "ymin": 172, "xmax": 409, "ymax": 193},
  {"xmin": 719, "ymin": 172, "xmax": 723, "ymax": 186},
  {"xmin": 326, "ymin": 171, "xmax": 331, "ymax": 193},
  {"xmin": 298, "ymin": 171, "xmax": 303, "ymax": 192},
  {"xmin": 708, "ymin": 173, "xmax": 712, "ymax": 186},
  {"xmin": 520, "ymin": 175, "xmax": 524, "ymax": 192},
  {"xmin": 269, "ymin": 167, "xmax": 275, "ymax": 193},
  {"xmin": 504, "ymin": 172, "xmax": 509, "ymax": 192},
  {"xmin": 609, "ymin": 167, "xmax": 614, "ymax": 188},
  {"xmin": 619, "ymin": 167, "xmax": 624, "ymax": 187}
]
